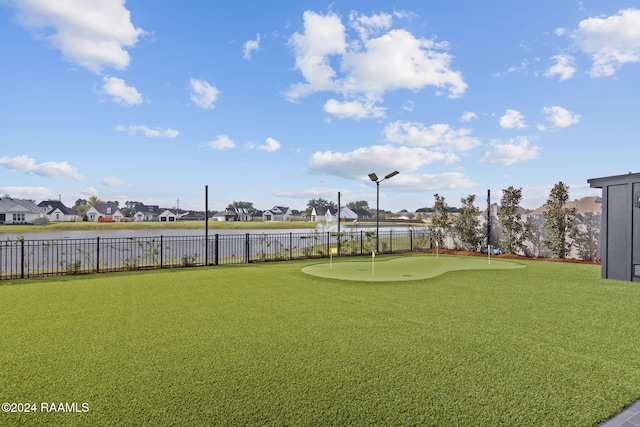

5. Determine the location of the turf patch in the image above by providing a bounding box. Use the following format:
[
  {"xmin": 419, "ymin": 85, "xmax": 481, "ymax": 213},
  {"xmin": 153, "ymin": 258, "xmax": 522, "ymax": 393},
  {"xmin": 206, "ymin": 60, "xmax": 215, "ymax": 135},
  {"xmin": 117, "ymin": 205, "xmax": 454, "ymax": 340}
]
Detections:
[
  {"xmin": 301, "ymin": 254, "xmax": 525, "ymax": 281},
  {"xmin": 2, "ymin": 258, "xmax": 639, "ymax": 426}
]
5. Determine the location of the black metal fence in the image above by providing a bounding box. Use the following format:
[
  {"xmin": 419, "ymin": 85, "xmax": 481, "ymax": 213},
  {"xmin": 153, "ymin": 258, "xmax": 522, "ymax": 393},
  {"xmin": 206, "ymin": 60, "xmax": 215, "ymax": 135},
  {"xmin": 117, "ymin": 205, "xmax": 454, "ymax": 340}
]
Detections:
[{"xmin": 1, "ymin": 229, "xmax": 433, "ymax": 280}]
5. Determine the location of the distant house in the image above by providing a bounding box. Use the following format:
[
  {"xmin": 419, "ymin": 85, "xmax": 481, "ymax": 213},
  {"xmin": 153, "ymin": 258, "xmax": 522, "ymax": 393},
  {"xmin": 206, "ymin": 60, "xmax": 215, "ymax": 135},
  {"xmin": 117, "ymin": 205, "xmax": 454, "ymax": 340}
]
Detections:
[
  {"xmin": 159, "ymin": 210, "xmax": 177, "ymax": 222},
  {"xmin": 310, "ymin": 206, "xmax": 358, "ymax": 222},
  {"xmin": 290, "ymin": 209, "xmax": 307, "ymax": 222},
  {"xmin": 86, "ymin": 203, "xmax": 124, "ymax": 222},
  {"xmin": 180, "ymin": 212, "xmax": 206, "ymax": 221},
  {"xmin": 38, "ymin": 200, "xmax": 80, "ymax": 222},
  {"xmin": 213, "ymin": 207, "xmax": 253, "ymax": 222},
  {"xmin": 132, "ymin": 204, "xmax": 177, "ymax": 222},
  {"xmin": 262, "ymin": 206, "xmax": 292, "ymax": 222},
  {"xmin": 0, "ymin": 198, "xmax": 46, "ymax": 224}
]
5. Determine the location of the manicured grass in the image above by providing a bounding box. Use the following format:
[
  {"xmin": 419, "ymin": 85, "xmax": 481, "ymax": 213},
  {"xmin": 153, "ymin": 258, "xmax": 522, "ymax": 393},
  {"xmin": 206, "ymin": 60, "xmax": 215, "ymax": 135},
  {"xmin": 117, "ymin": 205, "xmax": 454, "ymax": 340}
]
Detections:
[
  {"xmin": 0, "ymin": 220, "xmax": 317, "ymax": 234},
  {"xmin": 1, "ymin": 255, "xmax": 639, "ymax": 426},
  {"xmin": 302, "ymin": 254, "xmax": 525, "ymax": 281}
]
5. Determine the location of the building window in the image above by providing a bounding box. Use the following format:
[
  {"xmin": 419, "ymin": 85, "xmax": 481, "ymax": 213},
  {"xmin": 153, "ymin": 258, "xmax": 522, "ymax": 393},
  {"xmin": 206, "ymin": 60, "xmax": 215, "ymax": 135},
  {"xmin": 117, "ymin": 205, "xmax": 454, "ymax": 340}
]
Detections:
[{"xmin": 13, "ymin": 213, "xmax": 25, "ymax": 222}]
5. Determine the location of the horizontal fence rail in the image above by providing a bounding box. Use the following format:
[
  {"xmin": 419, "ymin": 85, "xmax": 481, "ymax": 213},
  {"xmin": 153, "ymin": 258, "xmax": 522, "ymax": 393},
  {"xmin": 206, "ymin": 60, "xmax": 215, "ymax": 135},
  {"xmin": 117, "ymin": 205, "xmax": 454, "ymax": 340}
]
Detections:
[{"xmin": 0, "ymin": 229, "xmax": 432, "ymax": 280}]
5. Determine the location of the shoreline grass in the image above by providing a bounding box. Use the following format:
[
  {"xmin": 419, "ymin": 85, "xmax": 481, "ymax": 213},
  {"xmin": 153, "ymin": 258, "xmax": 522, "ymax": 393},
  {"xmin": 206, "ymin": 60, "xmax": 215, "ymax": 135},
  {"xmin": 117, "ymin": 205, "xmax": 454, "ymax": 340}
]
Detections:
[
  {"xmin": 0, "ymin": 220, "xmax": 319, "ymax": 234},
  {"xmin": 1, "ymin": 255, "xmax": 638, "ymax": 425}
]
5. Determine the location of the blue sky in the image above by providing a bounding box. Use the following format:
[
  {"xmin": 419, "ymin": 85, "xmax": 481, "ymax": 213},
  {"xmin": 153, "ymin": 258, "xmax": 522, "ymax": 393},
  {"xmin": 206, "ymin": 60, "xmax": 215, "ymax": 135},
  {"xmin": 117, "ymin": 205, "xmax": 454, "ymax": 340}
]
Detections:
[{"xmin": 1, "ymin": 1, "xmax": 639, "ymax": 212}]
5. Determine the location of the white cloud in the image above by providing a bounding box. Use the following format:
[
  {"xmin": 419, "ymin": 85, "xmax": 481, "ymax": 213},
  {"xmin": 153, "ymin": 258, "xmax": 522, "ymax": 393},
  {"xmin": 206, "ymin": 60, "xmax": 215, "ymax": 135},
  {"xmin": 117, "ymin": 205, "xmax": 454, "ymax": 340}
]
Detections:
[
  {"xmin": 542, "ymin": 106, "xmax": 580, "ymax": 128},
  {"xmin": 243, "ymin": 34, "xmax": 261, "ymax": 60},
  {"xmin": 0, "ymin": 155, "xmax": 84, "ymax": 181},
  {"xmin": 190, "ymin": 78, "xmax": 220, "ymax": 109},
  {"xmin": 323, "ymin": 99, "xmax": 386, "ymax": 119},
  {"xmin": 81, "ymin": 186, "xmax": 99, "ymax": 196},
  {"xmin": 207, "ymin": 135, "xmax": 235, "ymax": 150},
  {"xmin": 480, "ymin": 136, "xmax": 540, "ymax": 165},
  {"xmin": 99, "ymin": 76, "xmax": 143, "ymax": 106},
  {"xmin": 12, "ymin": 0, "xmax": 145, "ymax": 73},
  {"xmin": 273, "ymin": 172, "xmax": 475, "ymax": 196},
  {"xmin": 308, "ymin": 144, "xmax": 455, "ymax": 179},
  {"xmin": 570, "ymin": 8, "xmax": 640, "ymax": 77},
  {"xmin": 287, "ymin": 11, "xmax": 346, "ymax": 100},
  {"xmin": 287, "ymin": 11, "xmax": 466, "ymax": 104},
  {"xmin": 385, "ymin": 172, "xmax": 476, "ymax": 192},
  {"xmin": 349, "ymin": 11, "xmax": 393, "ymax": 40},
  {"xmin": 101, "ymin": 176, "xmax": 130, "ymax": 187},
  {"xmin": 499, "ymin": 109, "xmax": 527, "ymax": 129},
  {"xmin": 402, "ymin": 100, "xmax": 415, "ymax": 112},
  {"xmin": 383, "ymin": 121, "xmax": 481, "ymax": 152},
  {"xmin": 460, "ymin": 111, "xmax": 478, "ymax": 122},
  {"xmin": 0, "ymin": 186, "xmax": 52, "ymax": 200},
  {"xmin": 116, "ymin": 125, "xmax": 179, "ymax": 138},
  {"xmin": 248, "ymin": 137, "xmax": 281, "ymax": 152},
  {"xmin": 341, "ymin": 29, "xmax": 467, "ymax": 98},
  {"xmin": 269, "ymin": 187, "xmax": 343, "ymax": 199},
  {"xmin": 544, "ymin": 54, "xmax": 577, "ymax": 81}
]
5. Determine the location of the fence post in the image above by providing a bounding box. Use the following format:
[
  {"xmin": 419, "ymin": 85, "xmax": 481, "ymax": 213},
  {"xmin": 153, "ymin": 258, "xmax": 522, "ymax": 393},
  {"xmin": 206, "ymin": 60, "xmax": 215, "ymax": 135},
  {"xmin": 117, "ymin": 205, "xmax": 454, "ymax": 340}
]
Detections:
[
  {"xmin": 20, "ymin": 240, "xmax": 25, "ymax": 279},
  {"xmin": 289, "ymin": 233, "xmax": 293, "ymax": 260},
  {"xmin": 214, "ymin": 234, "xmax": 219, "ymax": 266},
  {"xmin": 245, "ymin": 233, "xmax": 250, "ymax": 264},
  {"xmin": 327, "ymin": 232, "xmax": 330, "ymax": 257},
  {"xmin": 160, "ymin": 235, "xmax": 164, "ymax": 268},
  {"xmin": 96, "ymin": 237, "xmax": 100, "ymax": 273},
  {"xmin": 410, "ymin": 228, "xmax": 413, "ymax": 252},
  {"xmin": 360, "ymin": 230, "xmax": 363, "ymax": 255},
  {"xmin": 389, "ymin": 229, "xmax": 393, "ymax": 253}
]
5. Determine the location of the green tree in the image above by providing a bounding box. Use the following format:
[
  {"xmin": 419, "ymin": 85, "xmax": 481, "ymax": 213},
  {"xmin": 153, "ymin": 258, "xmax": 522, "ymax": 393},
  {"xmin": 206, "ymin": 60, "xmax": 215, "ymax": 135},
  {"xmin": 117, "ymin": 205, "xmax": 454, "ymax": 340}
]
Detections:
[
  {"xmin": 72, "ymin": 199, "xmax": 87, "ymax": 214},
  {"xmin": 120, "ymin": 201, "xmax": 142, "ymax": 218},
  {"xmin": 430, "ymin": 193, "xmax": 451, "ymax": 247},
  {"xmin": 346, "ymin": 200, "xmax": 371, "ymax": 218},
  {"xmin": 542, "ymin": 182, "xmax": 576, "ymax": 259},
  {"xmin": 87, "ymin": 196, "xmax": 104, "ymax": 207},
  {"xmin": 306, "ymin": 198, "xmax": 336, "ymax": 216},
  {"xmin": 455, "ymin": 194, "xmax": 483, "ymax": 251},
  {"xmin": 499, "ymin": 186, "xmax": 528, "ymax": 254}
]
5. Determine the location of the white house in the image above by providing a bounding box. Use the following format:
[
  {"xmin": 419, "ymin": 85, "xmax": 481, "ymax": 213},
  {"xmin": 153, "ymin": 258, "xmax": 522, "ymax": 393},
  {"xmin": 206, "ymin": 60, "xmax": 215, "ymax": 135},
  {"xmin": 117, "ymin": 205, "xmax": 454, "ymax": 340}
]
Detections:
[
  {"xmin": 134, "ymin": 205, "xmax": 163, "ymax": 222},
  {"xmin": 262, "ymin": 206, "xmax": 292, "ymax": 222},
  {"xmin": 133, "ymin": 204, "xmax": 177, "ymax": 222},
  {"xmin": 0, "ymin": 198, "xmax": 46, "ymax": 224},
  {"xmin": 311, "ymin": 206, "xmax": 358, "ymax": 222},
  {"xmin": 38, "ymin": 200, "xmax": 80, "ymax": 222},
  {"xmin": 159, "ymin": 210, "xmax": 177, "ymax": 222},
  {"xmin": 86, "ymin": 203, "xmax": 124, "ymax": 222},
  {"xmin": 213, "ymin": 207, "xmax": 253, "ymax": 222}
]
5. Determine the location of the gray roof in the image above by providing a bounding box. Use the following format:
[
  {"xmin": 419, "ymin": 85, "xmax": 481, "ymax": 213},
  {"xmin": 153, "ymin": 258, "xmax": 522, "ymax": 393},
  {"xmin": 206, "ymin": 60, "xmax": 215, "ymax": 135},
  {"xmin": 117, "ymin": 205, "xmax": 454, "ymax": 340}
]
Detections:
[
  {"xmin": 91, "ymin": 203, "xmax": 121, "ymax": 215},
  {"xmin": 0, "ymin": 198, "xmax": 43, "ymax": 213},
  {"xmin": 38, "ymin": 200, "xmax": 79, "ymax": 216},
  {"xmin": 134, "ymin": 205, "xmax": 163, "ymax": 215}
]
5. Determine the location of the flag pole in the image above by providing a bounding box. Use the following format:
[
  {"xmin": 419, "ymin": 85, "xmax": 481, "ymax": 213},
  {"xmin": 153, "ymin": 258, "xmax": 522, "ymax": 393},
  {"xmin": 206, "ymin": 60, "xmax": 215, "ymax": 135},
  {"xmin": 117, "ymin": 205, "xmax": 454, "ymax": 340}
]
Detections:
[{"xmin": 372, "ymin": 250, "xmax": 375, "ymax": 277}]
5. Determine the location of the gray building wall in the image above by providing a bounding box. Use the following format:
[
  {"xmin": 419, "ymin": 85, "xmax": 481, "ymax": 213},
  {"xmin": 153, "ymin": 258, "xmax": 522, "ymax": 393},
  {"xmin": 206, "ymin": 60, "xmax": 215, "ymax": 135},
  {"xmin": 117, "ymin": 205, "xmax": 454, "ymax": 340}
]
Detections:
[{"xmin": 588, "ymin": 172, "xmax": 640, "ymax": 282}]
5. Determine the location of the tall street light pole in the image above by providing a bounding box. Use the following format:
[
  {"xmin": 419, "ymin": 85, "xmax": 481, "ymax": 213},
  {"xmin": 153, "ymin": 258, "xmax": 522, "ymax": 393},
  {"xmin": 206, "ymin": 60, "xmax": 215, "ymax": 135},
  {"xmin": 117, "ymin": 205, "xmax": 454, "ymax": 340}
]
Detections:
[{"xmin": 368, "ymin": 171, "xmax": 399, "ymax": 254}]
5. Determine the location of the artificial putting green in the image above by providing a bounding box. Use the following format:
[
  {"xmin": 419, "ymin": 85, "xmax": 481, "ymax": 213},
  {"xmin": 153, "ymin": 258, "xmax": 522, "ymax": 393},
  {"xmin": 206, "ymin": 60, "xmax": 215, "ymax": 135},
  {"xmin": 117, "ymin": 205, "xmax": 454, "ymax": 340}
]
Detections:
[{"xmin": 302, "ymin": 254, "xmax": 525, "ymax": 281}]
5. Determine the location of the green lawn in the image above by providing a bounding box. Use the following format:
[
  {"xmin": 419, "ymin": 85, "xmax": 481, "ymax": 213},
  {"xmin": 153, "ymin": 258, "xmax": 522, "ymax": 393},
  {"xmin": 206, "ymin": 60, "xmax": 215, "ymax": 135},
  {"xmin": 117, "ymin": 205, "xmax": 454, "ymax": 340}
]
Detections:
[
  {"xmin": 0, "ymin": 219, "xmax": 318, "ymax": 234},
  {"xmin": 302, "ymin": 254, "xmax": 525, "ymax": 281},
  {"xmin": 1, "ymin": 255, "xmax": 639, "ymax": 426}
]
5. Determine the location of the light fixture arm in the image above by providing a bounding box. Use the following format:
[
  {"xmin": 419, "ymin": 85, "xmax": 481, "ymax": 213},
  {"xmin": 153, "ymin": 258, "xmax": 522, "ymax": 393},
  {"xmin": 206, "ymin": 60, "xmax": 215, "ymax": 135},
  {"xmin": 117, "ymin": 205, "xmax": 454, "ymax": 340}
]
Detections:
[{"xmin": 368, "ymin": 171, "xmax": 399, "ymax": 254}]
